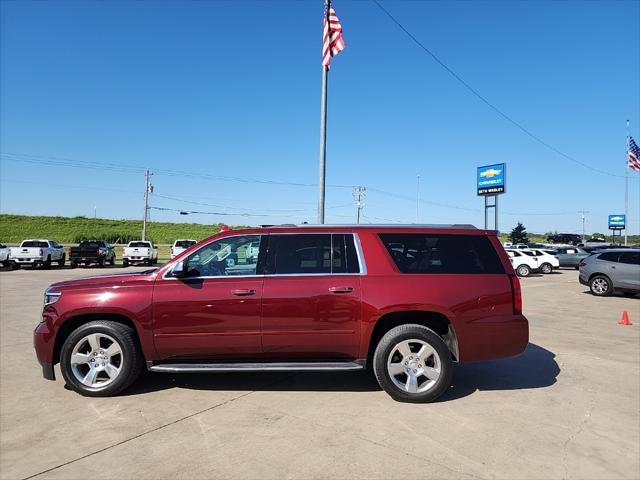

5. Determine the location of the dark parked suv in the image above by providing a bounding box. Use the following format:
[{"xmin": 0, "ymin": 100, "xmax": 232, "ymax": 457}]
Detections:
[{"xmin": 34, "ymin": 225, "xmax": 529, "ymax": 403}]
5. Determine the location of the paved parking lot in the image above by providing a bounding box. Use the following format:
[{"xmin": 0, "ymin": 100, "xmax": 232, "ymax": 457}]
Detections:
[{"xmin": 0, "ymin": 266, "xmax": 638, "ymax": 480}]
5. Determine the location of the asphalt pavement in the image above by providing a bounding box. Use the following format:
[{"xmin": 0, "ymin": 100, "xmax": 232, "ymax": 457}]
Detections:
[{"xmin": 0, "ymin": 265, "xmax": 638, "ymax": 479}]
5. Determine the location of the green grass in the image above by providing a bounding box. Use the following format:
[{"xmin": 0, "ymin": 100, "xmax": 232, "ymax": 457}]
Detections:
[
  {"xmin": 2, "ymin": 214, "xmax": 638, "ymax": 249},
  {"xmin": 0, "ymin": 214, "xmax": 240, "ymax": 245}
]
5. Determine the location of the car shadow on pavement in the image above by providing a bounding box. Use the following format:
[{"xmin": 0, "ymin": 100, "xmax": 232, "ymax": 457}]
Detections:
[
  {"xmin": 123, "ymin": 343, "xmax": 559, "ymax": 400},
  {"xmin": 440, "ymin": 342, "xmax": 559, "ymax": 402}
]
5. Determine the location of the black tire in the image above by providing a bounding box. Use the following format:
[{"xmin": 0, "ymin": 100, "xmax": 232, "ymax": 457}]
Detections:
[
  {"xmin": 540, "ymin": 263, "xmax": 552, "ymax": 274},
  {"xmin": 373, "ymin": 324, "xmax": 453, "ymax": 403},
  {"xmin": 123, "ymin": 259, "xmax": 129, "ymax": 267},
  {"xmin": 59, "ymin": 320, "xmax": 144, "ymax": 397},
  {"xmin": 109, "ymin": 256, "xmax": 115, "ymax": 266},
  {"xmin": 43, "ymin": 256, "xmax": 52, "ymax": 269},
  {"xmin": 58, "ymin": 254, "xmax": 66, "ymax": 267},
  {"xmin": 589, "ymin": 275, "xmax": 613, "ymax": 297},
  {"xmin": 70, "ymin": 261, "xmax": 78, "ymax": 269},
  {"xmin": 516, "ymin": 264, "xmax": 531, "ymax": 277},
  {"xmin": 98, "ymin": 258, "xmax": 105, "ymax": 268},
  {"xmin": 10, "ymin": 263, "xmax": 20, "ymax": 270}
]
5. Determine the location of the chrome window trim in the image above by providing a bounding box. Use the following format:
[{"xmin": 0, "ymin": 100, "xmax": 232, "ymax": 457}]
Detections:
[{"xmin": 161, "ymin": 232, "xmax": 367, "ymax": 281}]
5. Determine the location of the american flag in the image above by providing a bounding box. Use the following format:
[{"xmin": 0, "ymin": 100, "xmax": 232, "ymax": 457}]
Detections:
[
  {"xmin": 629, "ymin": 136, "xmax": 640, "ymax": 172},
  {"xmin": 322, "ymin": 1, "xmax": 345, "ymax": 69}
]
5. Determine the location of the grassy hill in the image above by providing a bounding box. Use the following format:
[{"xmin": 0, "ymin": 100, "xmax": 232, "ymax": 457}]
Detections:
[
  {"xmin": 1, "ymin": 214, "xmax": 637, "ymax": 246},
  {"xmin": 0, "ymin": 214, "xmax": 234, "ymax": 244}
]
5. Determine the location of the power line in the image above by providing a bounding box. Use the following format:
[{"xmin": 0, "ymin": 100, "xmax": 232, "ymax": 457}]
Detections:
[{"xmin": 372, "ymin": 0, "xmax": 624, "ymax": 179}]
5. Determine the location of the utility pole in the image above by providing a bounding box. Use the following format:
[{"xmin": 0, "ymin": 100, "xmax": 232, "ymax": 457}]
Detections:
[
  {"xmin": 416, "ymin": 175, "xmax": 421, "ymax": 224},
  {"xmin": 353, "ymin": 186, "xmax": 366, "ymax": 224},
  {"xmin": 142, "ymin": 170, "xmax": 153, "ymax": 241},
  {"xmin": 579, "ymin": 210, "xmax": 589, "ymax": 242}
]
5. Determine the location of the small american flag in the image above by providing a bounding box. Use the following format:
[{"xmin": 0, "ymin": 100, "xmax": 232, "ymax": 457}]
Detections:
[
  {"xmin": 322, "ymin": 1, "xmax": 345, "ymax": 69},
  {"xmin": 629, "ymin": 136, "xmax": 640, "ymax": 172}
]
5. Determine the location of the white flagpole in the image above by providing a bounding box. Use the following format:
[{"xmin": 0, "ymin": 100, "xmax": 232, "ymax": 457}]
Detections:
[
  {"xmin": 318, "ymin": 65, "xmax": 328, "ymax": 224},
  {"xmin": 625, "ymin": 119, "xmax": 629, "ymax": 245}
]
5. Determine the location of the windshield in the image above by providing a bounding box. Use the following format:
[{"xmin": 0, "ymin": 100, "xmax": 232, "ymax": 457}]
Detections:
[
  {"xmin": 129, "ymin": 242, "xmax": 151, "ymax": 248},
  {"xmin": 79, "ymin": 241, "xmax": 102, "ymax": 248},
  {"xmin": 174, "ymin": 240, "xmax": 196, "ymax": 248},
  {"xmin": 22, "ymin": 241, "xmax": 48, "ymax": 248}
]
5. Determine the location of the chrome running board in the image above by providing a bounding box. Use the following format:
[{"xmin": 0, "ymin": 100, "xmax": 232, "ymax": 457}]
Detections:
[{"xmin": 148, "ymin": 360, "xmax": 366, "ymax": 373}]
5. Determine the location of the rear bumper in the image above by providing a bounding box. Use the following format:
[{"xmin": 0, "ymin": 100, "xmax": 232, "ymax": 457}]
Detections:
[
  {"xmin": 457, "ymin": 314, "xmax": 529, "ymax": 363},
  {"xmin": 579, "ymin": 275, "xmax": 588, "ymax": 286}
]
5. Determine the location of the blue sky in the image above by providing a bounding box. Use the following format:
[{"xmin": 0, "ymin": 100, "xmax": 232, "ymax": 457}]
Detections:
[{"xmin": 1, "ymin": 0, "xmax": 639, "ymax": 235}]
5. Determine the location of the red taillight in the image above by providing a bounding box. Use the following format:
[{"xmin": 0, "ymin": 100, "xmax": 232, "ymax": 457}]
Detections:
[
  {"xmin": 509, "ymin": 274, "xmax": 522, "ymax": 315},
  {"xmin": 579, "ymin": 260, "xmax": 586, "ymax": 269}
]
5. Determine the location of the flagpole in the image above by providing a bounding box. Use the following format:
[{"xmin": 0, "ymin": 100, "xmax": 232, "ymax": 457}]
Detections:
[
  {"xmin": 317, "ymin": 65, "xmax": 328, "ymax": 224},
  {"xmin": 625, "ymin": 119, "xmax": 629, "ymax": 246}
]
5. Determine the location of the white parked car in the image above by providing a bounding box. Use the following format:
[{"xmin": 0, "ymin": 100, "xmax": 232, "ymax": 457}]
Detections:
[
  {"xmin": 9, "ymin": 239, "xmax": 66, "ymax": 269},
  {"xmin": 171, "ymin": 239, "xmax": 197, "ymax": 258},
  {"xmin": 123, "ymin": 241, "xmax": 158, "ymax": 267},
  {"xmin": 521, "ymin": 249, "xmax": 560, "ymax": 274},
  {"xmin": 506, "ymin": 249, "xmax": 540, "ymax": 277},
  {"xmin": 0, "ymin": 244, "xmax": 10, "ymax": 267}
]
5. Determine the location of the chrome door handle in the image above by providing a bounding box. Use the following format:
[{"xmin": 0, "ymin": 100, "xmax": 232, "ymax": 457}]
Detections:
[
  {"xmin": 329, "ymin": 286, "xmax": 354, "ymax": 294},
  {"xmin": 232, "ymin": 289, "xmax": 256, "ymax": 296}
]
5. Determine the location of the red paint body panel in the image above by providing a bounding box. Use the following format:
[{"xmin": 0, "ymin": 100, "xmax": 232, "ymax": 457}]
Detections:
[
  {"xmin": 34, "ymin": 226, "xmax": 528, "ymax": 373},
  {"xmin": 261, "ymin": 275, "xmax": 361, "ymax": 358}
]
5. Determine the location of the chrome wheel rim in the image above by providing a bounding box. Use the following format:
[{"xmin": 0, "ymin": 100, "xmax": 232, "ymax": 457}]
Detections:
[
  {"xmin": 542, "ymin": 264, "xmax": 551, "ymax": 274},
  {"xmin": 387, "ymin": 339, "xmax": 441, "ymax": 394},
  {"xmin": 517, "ymin": 266, "xmax": 528, "ymax": 276},
  {"xmin": 70, "ymin": 333, "xmax": 123, "ymax": 389},
  {"xmin": 592, "ymin": 278, "xmax": 608, "ymax": 294}
]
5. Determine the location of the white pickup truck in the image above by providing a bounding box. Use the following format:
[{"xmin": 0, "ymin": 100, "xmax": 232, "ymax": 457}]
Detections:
[
  {"xmin": 9, "ymin": 239, "xmax": 66, "ymax": 269},
  {"xmin": 0, "ymin": 244, "xmax": 10, "ymax": 267},
  {"xmin": 123, "ymin": 241, "xmax": 158, "ymax": 267}
]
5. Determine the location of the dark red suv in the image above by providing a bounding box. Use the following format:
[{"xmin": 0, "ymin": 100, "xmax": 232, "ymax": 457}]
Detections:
[{"xmin": 34, "ymin": 225, "xmax": 528, "ymax": 403}]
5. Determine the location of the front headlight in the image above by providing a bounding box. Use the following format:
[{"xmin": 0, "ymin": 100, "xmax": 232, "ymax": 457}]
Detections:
[{"xmin": 44, "ymin": 291, "xmax": 62, "ymax": 306}]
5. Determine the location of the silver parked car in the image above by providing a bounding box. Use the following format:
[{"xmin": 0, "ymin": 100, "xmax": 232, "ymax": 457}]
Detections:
[
  {"xmin": 579, "ymin": 249, "xmax": 640, "ymax": 297},
  {"xmin": 546, "ymin": 247, "xmax": 590, "ymax": 269}
]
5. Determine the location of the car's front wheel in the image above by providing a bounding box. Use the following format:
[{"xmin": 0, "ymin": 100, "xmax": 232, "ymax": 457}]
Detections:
[
  {"xmin": 57, "ymin": 254, "xmax": 66, "ymax": 267},
  {"xmin": 516, "ymin": 264, "xmax": 531, "ymax": 277},
  {"xmin": 373, "ymin": 324, "xmax": 453, "ymax": 403},
  {"xmin": 589, "ymin": 275, "xmax": 612, "ymax": 297},
  {"xmin": 60, "ymin": 321, "xmax": 143, "ymax": 397}
]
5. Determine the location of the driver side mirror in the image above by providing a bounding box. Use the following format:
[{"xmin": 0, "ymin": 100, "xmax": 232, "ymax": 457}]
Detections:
[{"xmin": 172, "ymin": 261, "xmax": 186, "ymax": 277}]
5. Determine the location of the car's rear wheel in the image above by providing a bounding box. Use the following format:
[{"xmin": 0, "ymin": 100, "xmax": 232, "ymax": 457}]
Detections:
[
  {"xmin": 123, "ymin": 259, "xmax": 129, "ymax": 267},
  {"xmin": 60, "ymin": 321, "xmax": 143, "ymax": 397},
  {"xmin": 373, "ymin": 324, "xmax": 453, "ymax": 403},
  {"xmin": 540, "ymin": 263, "xmax": 552, "ymax": 274},
  {"xmin": 516, "ymin": 264, "xmax": 531, "ymax": 277},
  {"xmin": 43, "ymin": 256, "xmax": 52, "ymax": 269},
  {"xmin": 589, "ymin": 275, "xmax": 612, "ymax": 297}
]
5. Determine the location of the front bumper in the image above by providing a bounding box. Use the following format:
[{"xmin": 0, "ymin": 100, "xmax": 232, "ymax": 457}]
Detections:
[{"xmin": 34, "ymin": 320, "xmax": 56, "ymax": 380}]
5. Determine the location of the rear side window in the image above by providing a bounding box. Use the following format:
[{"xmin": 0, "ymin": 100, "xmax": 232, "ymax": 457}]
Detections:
[
  {"xmin": 379, "ymin": 234, "xmax": 504, "ymax": 274},
  {"xmin": 620, "ymin": 252, "xmax": 640, "ymax": 265},
  {"xmin": 265, "ymin": 234, "xmax": 359, "ymax": 275},
  {"xmin": 598, "ymin": 252, "xmax": 620, "ymax": 262}
]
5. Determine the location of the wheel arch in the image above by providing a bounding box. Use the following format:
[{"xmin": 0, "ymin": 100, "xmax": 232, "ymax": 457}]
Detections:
[
  {"xmin": 367, "ymin": 310, "xmax": 458, "ymax": 362},
  {"xmin": 53, "ymin": 313, "xmax": 143, "ymax": 365}
]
